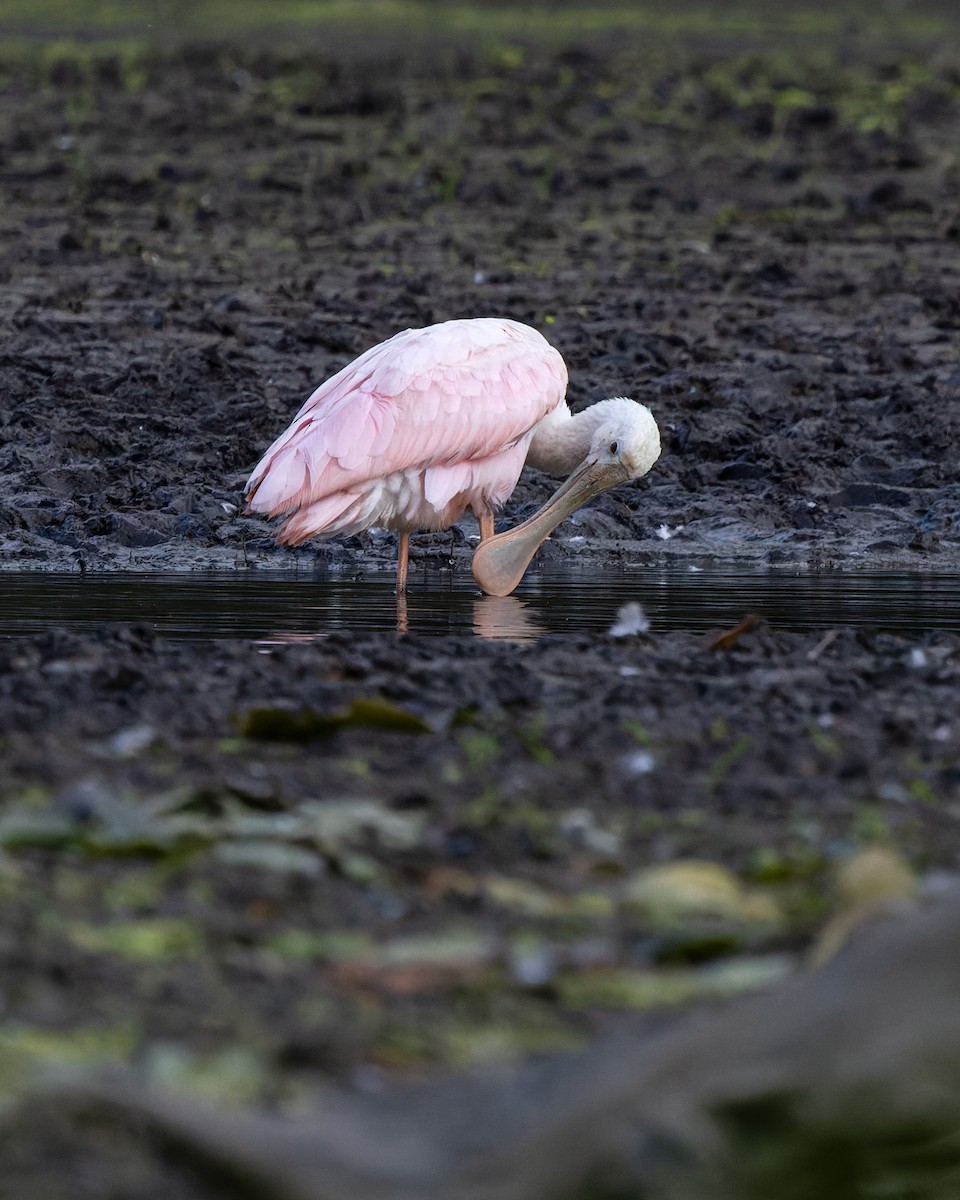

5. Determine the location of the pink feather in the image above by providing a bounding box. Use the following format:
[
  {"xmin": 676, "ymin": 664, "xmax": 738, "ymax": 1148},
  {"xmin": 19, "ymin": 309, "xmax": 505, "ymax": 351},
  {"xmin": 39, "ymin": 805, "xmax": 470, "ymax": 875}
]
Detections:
[{"xmin": 246, "ymin": 317, "xmax": 568, "ymax": 542}]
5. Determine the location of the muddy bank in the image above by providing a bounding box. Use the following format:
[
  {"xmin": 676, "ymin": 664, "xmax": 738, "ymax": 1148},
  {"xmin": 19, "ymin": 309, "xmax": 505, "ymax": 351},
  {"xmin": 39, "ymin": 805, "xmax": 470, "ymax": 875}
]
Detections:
[{"xmin": 1, "ymin": 14, "xmax": 960, "ymax": 574}]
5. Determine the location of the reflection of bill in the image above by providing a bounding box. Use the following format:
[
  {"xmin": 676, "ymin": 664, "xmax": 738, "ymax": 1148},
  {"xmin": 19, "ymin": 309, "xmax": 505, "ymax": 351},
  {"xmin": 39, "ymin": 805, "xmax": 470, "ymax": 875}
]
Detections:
[{"xmin": 472, "ymin": 595, "xmax": 544, "ymax": 642}]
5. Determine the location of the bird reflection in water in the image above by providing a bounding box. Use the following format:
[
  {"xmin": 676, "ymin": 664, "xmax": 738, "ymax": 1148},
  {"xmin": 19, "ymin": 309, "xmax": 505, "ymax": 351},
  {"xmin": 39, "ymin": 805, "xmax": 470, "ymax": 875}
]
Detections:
[
  {"xmin": 471, "ymin": 594, "xmax": 544, "ymax": 641},
  {"xmin": 255, "ymin": 589, "xmax": 543, "ymax": 642},
  {"xmin": 396, "ymin": 591, "xmax": 543, "ymax": 639}
]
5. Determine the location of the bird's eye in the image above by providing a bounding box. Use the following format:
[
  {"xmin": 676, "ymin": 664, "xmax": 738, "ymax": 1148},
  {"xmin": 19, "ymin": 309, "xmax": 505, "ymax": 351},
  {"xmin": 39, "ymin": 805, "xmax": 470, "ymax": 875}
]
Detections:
[{"xmin": 609, "ymin": 440, "xmax": 620, "ymax": 455}]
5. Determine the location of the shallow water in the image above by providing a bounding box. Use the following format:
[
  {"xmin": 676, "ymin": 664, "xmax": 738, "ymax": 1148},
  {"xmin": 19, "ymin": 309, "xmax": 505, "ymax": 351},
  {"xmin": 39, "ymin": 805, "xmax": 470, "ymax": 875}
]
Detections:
[{"xmin": 2, "ymin": 568, "xmax": 960, "ymax": 642}]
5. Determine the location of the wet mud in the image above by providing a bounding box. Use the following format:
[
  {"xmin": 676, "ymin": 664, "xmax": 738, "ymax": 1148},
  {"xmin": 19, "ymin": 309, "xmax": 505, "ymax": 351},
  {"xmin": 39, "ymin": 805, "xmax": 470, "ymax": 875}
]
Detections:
[
  {"xmin": 2, "ymin": 6, "xmax": 960, "ymax": 1196},
  {"xmin": 2, "ymin": 9, "xmax": 960, "ymax": 574}
]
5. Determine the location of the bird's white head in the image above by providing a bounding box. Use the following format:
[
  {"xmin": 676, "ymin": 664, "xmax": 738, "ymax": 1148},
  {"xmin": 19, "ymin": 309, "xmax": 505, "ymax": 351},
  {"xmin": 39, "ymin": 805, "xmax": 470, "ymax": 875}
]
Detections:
[{"xmin": 586, "ymin": 396, "xmax": 662, "ymax": 484}]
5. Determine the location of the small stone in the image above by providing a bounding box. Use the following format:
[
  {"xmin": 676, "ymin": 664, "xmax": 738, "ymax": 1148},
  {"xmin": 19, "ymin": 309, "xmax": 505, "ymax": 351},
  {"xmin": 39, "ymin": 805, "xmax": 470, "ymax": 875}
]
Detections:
[
  {"xmin": 620, "ymin": 750, "xmax": 656, "ymax": 777},
  {"xmin": 508, "ymin": 938, "xmax": 557, "ymax": 987},
  {"xmin": 836, "ymin": 847, "xmax": 915, "ymax": 909},
  {"xmin": 623, "ymin": 861, "xmax": 745, "ymax": 923},
  {"xmin": 102, "ymin": 724, "xmax": 157, "ymax": 759}
]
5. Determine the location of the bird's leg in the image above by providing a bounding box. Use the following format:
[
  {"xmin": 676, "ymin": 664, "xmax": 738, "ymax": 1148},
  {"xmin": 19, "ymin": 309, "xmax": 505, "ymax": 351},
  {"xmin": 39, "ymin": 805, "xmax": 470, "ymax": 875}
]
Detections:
[
  {"xmin": 396, "ymin": 531, "xmax": 410, "ymax": 592},
  {"xmin": 474, "ymin": 502, "xmax": 495, "ymax": 543}
]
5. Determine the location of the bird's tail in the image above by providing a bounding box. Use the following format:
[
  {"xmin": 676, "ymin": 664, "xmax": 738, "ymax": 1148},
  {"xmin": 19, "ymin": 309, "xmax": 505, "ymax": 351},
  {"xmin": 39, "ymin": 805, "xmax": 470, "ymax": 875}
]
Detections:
[{"xmin": 273, "ymin": 491, "xmax": 375, "ymax": 545}]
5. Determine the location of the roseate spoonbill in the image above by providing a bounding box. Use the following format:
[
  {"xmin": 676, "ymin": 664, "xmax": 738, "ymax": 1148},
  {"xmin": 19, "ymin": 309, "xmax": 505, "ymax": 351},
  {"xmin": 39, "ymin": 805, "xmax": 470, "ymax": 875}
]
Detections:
[{"xmin": 245, "ymin": 317, "xmax": 661, "ymax": 594}]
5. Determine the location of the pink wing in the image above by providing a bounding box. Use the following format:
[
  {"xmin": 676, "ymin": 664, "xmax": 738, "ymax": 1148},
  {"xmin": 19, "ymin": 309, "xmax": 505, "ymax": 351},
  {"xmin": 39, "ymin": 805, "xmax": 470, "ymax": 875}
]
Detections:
[{"xmin": 245, "ymin": 318, "xmax": 568, "ymax": 521}]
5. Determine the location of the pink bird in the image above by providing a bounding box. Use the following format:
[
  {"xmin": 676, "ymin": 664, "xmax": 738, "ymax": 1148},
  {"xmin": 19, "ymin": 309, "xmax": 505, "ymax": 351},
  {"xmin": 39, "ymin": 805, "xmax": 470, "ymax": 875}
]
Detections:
[{"xmin": 245, "ymin": 318, "xmax": 661, "ymax": 595}]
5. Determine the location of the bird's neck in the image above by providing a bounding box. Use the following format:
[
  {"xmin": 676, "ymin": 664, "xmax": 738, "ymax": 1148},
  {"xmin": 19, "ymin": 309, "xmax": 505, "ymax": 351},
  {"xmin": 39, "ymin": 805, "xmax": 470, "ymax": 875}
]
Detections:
[{"xmin": 527, "ymin": 403, "xmax": 608, "ymax": 476}]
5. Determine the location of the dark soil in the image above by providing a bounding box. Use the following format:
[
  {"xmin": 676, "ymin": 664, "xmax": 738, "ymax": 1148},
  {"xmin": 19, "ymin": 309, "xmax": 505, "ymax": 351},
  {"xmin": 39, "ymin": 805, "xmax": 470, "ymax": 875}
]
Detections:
[
  {"xmin": 2, "ymin": 6, "xmax": 960, "ymax": 1196},
  {"xmin": 3, "ymin": 9, "xmax": 960, "ymax": 573}
]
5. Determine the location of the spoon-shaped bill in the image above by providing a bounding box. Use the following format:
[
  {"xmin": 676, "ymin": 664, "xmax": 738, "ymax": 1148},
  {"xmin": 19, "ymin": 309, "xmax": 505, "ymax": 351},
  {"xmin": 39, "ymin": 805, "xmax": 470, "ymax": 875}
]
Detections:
[{"xmin": 472, "ymin": 458, "xmax": 629, "ymax": 597}]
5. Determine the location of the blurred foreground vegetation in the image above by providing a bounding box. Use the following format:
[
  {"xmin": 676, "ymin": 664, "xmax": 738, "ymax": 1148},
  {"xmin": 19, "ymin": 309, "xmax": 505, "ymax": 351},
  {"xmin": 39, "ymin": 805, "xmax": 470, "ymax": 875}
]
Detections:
[{"xmin": 1, "ymin": 0, "xmax": 956, "ymax": 48}]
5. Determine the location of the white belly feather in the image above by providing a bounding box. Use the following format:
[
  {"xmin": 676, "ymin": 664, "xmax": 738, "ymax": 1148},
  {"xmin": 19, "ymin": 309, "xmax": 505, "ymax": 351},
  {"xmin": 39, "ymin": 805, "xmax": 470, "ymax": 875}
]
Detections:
[{"xmin": 273, "ymin": 439, "xmax": 531, "ymax": 545}]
